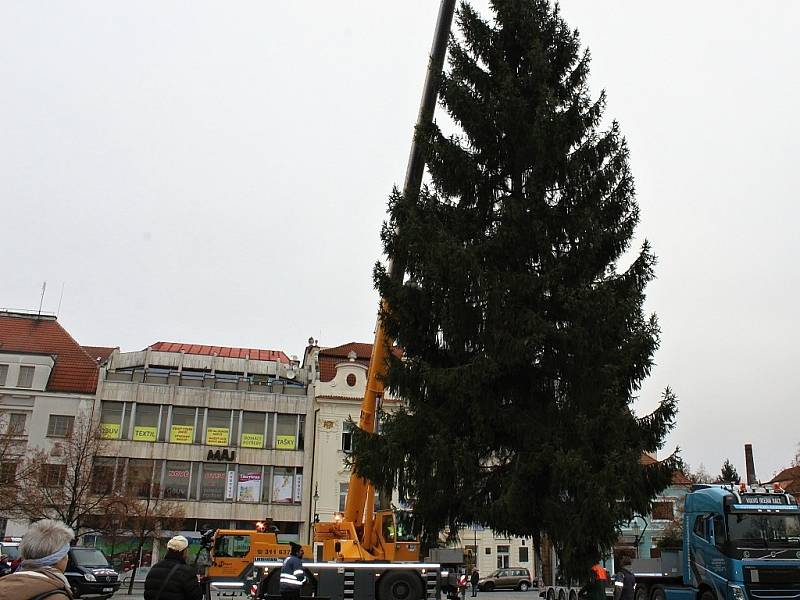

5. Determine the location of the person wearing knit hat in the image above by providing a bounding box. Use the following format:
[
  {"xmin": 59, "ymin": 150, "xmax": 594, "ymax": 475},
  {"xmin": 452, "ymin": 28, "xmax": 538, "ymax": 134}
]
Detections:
[
  {"xmin": 143, "ymin": 534, "xmax": 202, "ymax": 600},
  {"xmin": 280, "ymin": 541, "xmax": 306, "ymax": 600},
  {"xmin": 0, "ymin": 519, "xmax": 75, "ymax": 600}
]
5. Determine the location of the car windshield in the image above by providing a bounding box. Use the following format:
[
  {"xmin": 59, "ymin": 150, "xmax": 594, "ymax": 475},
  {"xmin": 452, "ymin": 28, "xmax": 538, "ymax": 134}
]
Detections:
[
  {"xmin": 71, "ymin": 548, "xmax": 110, "ymax": 567},
  {"xmin": 1, "ymin": 546, "xmax": 19, "ymax": 560},
  {"xmin": 728, "ymin": 513, "xmax": 800, "ymax": 548}
]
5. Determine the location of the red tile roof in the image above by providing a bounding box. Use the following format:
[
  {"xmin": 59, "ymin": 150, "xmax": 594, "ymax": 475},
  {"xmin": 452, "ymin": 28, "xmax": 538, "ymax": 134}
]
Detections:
[
  {"xmin": 147, "ymin": 341, "xmax": 290, "ymax": 363},
  {"xmin": 82, "ymin": 345, "xmax": 116, "ymax": 364},
  {"xmin": 318, "ymin": 342, "xmax": 373, "ymax": 382},
  {"xmin": 767, "ymin": 465, "xmax": 800, "ymax": 484},
  {"xmin": 0, "ymin": 313, "xmax": 99, "ymax": 394},
  {"xmin": 638, "ymin": 453, "xmax": 691, "ymax": 485}
]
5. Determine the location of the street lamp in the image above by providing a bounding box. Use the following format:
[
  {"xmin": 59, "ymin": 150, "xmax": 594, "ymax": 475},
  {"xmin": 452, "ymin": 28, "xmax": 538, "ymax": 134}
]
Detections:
[
  {"xmin": 313, "ymin": 483, "xmax": 320, "ymax": 524},
  {"xmin": 629, "ymin": 516, "xmax": 648, "ymax": 559}
]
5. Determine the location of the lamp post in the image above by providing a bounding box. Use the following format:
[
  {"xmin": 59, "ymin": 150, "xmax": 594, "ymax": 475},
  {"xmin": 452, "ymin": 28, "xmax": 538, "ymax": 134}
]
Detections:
[
  {"xmin": 313, "ymin": 483, "xmax": 320, "ymax": 523},
  {"xmin": 629, "ymin": 516, "xmax": 648, "ymax": 559}
]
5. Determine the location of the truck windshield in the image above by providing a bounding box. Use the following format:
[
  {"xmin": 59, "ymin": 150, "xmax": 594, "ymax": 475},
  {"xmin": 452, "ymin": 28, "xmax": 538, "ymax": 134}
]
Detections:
[
  {"xmin": 728, "ymin": 513, "xmax": 800, "ymax": 547},
  {"xmin": 71, "ymin": 548, "xmax": 110, "ymax": 567},
  {"xmin": 394, "ymin": 511, "xmax": 416, "ymax": 542}
]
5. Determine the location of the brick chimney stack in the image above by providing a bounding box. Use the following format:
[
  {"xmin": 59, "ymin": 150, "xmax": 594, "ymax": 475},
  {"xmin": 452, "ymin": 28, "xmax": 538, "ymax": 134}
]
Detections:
[{"xmin": 745, "ymin": 444, "xmax": 757, "ymax": 485}]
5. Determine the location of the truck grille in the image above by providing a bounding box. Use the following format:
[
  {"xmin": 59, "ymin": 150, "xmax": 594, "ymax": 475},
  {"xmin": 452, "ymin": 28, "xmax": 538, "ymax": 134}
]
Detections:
[{"xmin": 745, "ymin": 567, "xmax": 800, "ymax": 600}]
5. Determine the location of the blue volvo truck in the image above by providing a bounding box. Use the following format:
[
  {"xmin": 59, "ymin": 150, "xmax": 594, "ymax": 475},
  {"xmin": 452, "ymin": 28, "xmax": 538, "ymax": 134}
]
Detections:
[{"xmin": 630, "ymin": 484, "xmax": 800, "ymax": 600}]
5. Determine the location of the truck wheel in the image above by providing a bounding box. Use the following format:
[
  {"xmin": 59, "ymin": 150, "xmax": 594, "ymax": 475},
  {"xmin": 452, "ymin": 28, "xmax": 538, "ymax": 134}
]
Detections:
[
  {"xmin": 700, "ymin": 590, "xmax": 715, "ymax": 600},
  {"xmin": 520, "ymin": 581, "xmax": 531, "ymax": 592},
  {"xmin": 635, "ymin": 584, "xmax": 649, "ymax": 600},
  {"xmin": 546, "ymin": 589, "xmax": 555, "ymax": 600},
  {"xmin": 651, "ymin": 587, "xmax": 666, "ymax": 600},
  {"xmin": 378, "ymin": 571, "xmax": 423, "ymax": 600}
]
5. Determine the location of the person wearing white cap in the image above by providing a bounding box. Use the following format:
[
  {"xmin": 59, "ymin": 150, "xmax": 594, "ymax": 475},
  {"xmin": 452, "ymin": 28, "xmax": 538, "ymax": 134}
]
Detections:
[
  {"xmin": 143, "ymin": 535, "xmax": 202, "ymax": 600},
  {"xmin": 0, "ymin": 519, "xmax": 75, "ymax": 600}
]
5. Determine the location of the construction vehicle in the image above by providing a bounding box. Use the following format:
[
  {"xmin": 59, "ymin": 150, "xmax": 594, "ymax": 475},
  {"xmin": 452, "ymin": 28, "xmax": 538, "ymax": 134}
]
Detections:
[
  {"xmin": 624, "ymin": 483, "xmax": 799, "ymax": 600},
  {"xmin": 203, "ymin": 528, "xmax": 311, "ymax": 595},
  {"xmin": 254, "ymin": 2, "xmax": 457, "ymax": 599}
]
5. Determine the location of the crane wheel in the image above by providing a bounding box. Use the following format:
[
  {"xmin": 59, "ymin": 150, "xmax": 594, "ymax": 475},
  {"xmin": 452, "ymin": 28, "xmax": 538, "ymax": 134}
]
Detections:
[{"xmin": 378, "ymin": 570, "xmax": 423, "ymax": 600}]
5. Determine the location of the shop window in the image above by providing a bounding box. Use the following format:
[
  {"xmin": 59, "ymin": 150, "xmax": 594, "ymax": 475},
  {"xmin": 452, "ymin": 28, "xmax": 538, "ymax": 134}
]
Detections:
[
  {"xmin": 170, "ymin": 406, "xmax": 196, "ymax": 444},
  {"xmin": 47, "ymin": 415, "xmax": 74, "ymax": 438},
  {"xmin": 275, "ymin": 414, "xmax": 298, "ymax": 450},
  {"xmin": 237, "ymin": 466, "xmax": 263, "ymax": 502},
  {"xmin": 272, "ymin": 467, "xmax": 296, "ymax": 503},
  {"xmin": 164, "ymin": 461, "xmax": 192, "ymax": 499},
  {"xmin": 201, "ymin": 463, "xmax": 228, "ymax": 501},
  {"xmin": 133, "ymin": 405, "xmax": 159, "ymax": 442},
  {"xmin": 206, "ymin": 410, "xmax": 231, "ymax": 446},
  {"xmin": 128, "ymin": 459, "xmax": 155, "ymax": 498},
  {"xmin": 241, "ymin": 412, "xmax": 266, "ymax": 449},
  {"xmin": 100, "ymin": 402, "xmax": 124, "ymax": 439}
]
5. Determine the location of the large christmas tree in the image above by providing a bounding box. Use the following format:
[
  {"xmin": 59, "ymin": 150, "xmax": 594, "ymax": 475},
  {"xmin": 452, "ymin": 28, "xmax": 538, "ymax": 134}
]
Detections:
[{"xmin": 351, "ymin": 0, "xmax": 678, "ymax": 576}]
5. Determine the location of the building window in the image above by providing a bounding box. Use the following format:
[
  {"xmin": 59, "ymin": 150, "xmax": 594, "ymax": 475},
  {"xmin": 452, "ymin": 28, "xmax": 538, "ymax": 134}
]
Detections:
[
  {"xmin": 100, "ymin": 401, "xmax": 124, "ymax": 439},
  {"xmin": 0, "ymin": 365, "xmax": 8, "ymax": 386},
  {"xmin": 341, "ymin": 422, "xmax": 353, "ymax": 452},
  {"xmin": 41, "ymin": 464, "xmax": 67, "ymax": 487},
  {"xmin": 170, "ymin": 406, "xmax": 196, "ymax": 444},
  {"xmin": 47, "ymin": 415, "xmax": 74, "ymax": 438},
  {"xmin": 241, "ymin": 412, "xmax": 266, "ymax": 449},
  {"xmin": 519, "ymin": 546, "xmax": 529, "ymax": 563},
  {"xmin": 127, "ymin": 459, "xmax": 155, "ymax": 498},
  {"xmin": 6, "ymin": 413, "xmax": 26, "ymax": 435},
  {"xmin": 92, "ymin": 457, "xmax": 117, "ymax": 494},
  {"xmin": 275, "ymin": 414, "xmax": 298, "ymax": 450},
  {"xmin": 16, "ymin": 366, "xmax": 34, "ymax": 388},
  {"xmin": 497, "ymin": 545, "xmax": 510, "ymax": 568},
  {"xmin": 652, "ymin": 501, "xmax": 674, "ymax": 521},
  {"xmin": 339, "ymin": 482, "xmax": 349, "ymax": 512},
  {"xmin": 133, "ymin": 404, "xmax": 159, "ymax": 442},
  {"xmin": 0, "ymin": 463, "xmax": 17, "ymax": 484},
  {"xmin": 272, "ymin": 467, "xmax": 297, "ymax": 503},
  {"xmin": 164, "ymin": 461, "xmax": 192, "ymax": 499},
  {"xmin": 206, "ymin": 410, "xmax": 232, "ymax": 446},
  {"xmin": 201, "ymin": 463, "xmax": 228, "ymax": 501},
  {"xmin": 237, "ymin": 465, "xmax": 262, "ymax": 502},
  {"xmin": 485, "ymin": 547, "xmax": 492, "ymax": 555}
]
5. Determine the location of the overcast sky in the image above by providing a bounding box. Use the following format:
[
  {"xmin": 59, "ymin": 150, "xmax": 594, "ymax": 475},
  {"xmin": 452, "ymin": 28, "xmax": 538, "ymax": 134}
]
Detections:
[{"xmin": 2, "ymin": 1, "xmax": 798, "ymax": 481}]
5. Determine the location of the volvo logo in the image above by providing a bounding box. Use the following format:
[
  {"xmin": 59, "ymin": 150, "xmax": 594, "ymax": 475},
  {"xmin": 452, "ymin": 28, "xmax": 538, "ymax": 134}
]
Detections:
[
  {"xmin": 743, "ymin": 552, "xmax": 750, "ymax": 558},
  {"xmin": 796, "ymin": 551, "xmax": 800, "ymax": 558},
  {"xmin": 770, "ymin": 552, "xmax": 776, "ymax": 558}
]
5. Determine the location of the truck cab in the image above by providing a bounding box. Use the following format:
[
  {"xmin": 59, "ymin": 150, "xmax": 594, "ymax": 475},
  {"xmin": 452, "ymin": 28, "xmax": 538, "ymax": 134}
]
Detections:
[{"xmin": 632, "ymin": 484, "xmax": 800, "ymax": 600}]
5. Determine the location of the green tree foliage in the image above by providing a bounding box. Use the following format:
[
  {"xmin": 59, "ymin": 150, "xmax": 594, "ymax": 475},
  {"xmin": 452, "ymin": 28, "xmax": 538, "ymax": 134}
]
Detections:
[
  {"xmin": 350, "ymin": 0, "xmax": 678, "ymax": 577},
  {"xmin": 718, "ymin": 459, "xmax": 741, "ymax": 484}
]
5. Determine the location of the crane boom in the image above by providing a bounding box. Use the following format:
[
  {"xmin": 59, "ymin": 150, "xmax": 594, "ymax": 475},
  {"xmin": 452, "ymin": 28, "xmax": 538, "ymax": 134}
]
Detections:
[{"xmin": 343, "ymin": 0, "xmax": 456, "ymax": 528}]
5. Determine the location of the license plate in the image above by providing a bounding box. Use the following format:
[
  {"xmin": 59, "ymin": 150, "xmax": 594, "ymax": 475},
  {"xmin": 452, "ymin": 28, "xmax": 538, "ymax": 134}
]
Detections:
[{"xmin": 102, "ymin": 588, "xmax": 113, "ymax": 592}]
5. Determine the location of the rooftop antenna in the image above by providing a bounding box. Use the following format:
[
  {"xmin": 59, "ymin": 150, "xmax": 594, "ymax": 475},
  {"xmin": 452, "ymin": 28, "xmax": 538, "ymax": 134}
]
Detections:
[
  {"xmin": 37, "ymin": 281, "xmax": 47, "ymax": 317},
  {"xmin": 56, "ymin": 283, "xmax": 65, "ymax": 317}
]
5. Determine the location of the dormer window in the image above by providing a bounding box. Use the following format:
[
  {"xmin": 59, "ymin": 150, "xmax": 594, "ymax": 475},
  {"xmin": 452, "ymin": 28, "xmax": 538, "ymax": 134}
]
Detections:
[{"xmin": 16, "ymin": 366, "xmax": 34, "ymax": 388}]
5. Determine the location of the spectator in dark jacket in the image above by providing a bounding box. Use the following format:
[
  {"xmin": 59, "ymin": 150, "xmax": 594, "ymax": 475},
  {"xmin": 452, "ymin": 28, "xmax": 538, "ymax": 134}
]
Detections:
[
  {"xmin": 144, "ymin": 536, "xmax": 202, "ymax": 600},
  {"xmin": 613, "ymin": 556, "xmax": 635, "ymax": 600}
]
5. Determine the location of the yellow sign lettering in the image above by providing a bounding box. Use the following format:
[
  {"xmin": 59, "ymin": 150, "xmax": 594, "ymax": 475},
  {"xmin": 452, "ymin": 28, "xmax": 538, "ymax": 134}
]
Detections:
[
  {"xmin": 206, "ymin": 427, "xmax": 229, "ymax": 446},
  {"xmin": 276, "ymin": 435, "xmax": 296, "ymax": 450},
  {"xmin": 170, "ymin": 425, "xmax": 194, "ymax": 444},
  {"xmin": 100, "ymin": 423, "xmax": 120, "ymax": 439},
  {"xmin": 133, "ymin": 426, "xmax": 157, "ymax": 442},
  {"xmin": 241, "ymin": 433, "xmax": 264, "ymax": 448}
]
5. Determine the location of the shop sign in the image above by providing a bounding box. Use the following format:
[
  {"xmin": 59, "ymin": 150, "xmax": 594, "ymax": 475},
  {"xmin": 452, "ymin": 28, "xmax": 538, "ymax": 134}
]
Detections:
[
  {"xmin": 276, "ymin": 435, "xmax": 296, "ymax": 450},
  {"xmin": 207, "ymin": 448, "xmax": 236, "ymax": 462},
  {"xmin": 133, "ymin": 426, "xmax": 157, "ymax": 442},
  {"xmin": 170, "ymin": 425, "xmax": 194, "ymax": 444},
  {"xmin": 206, "ymin": 427, "xmax": 229, "ymax": 446},
  {"xmin": 100, "ymin": 423, "xmax": 120, "ymax": 439},
  {"xmin": 241, "ymin": 433, "xmax": 264, "ymax": 448},
  {"xmin": 225, "ymin": 470, "xmax": 236, "ymax": 500}
]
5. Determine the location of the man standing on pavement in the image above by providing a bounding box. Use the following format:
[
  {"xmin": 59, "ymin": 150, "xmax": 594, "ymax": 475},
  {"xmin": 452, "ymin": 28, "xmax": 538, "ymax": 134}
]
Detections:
[
  {"xmin": 613, "ymin": 556, "xmax": 635, "ymax": 600},
  {"xmin": 470, "ymin": 569, "xmax": 480, "ymax": 597},
  {"xmin": 280, "ymin": 542, "xmax": 306, "ymax": 600},
  {"xmin": 143, "ymin": 535, "xmax": 202, "ymax": 600}
]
